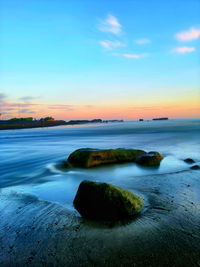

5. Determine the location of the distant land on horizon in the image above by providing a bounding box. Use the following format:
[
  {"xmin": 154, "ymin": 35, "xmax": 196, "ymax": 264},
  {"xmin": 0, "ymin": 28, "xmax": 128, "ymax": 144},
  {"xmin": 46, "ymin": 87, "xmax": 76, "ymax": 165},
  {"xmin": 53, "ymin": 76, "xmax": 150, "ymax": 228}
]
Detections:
[
  {"xmin": 0, "ymin": 118, "xmax": 124, "ymax": 130},
  {"xmin": 0, "ymin": 116, "xmax": 176, "ymax": 130}
]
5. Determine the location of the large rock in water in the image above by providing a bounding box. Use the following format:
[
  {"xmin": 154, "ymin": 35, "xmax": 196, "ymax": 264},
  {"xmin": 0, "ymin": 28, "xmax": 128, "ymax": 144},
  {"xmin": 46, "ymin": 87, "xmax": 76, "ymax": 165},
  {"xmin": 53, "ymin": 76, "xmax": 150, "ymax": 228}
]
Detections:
[
  {"xmin": 66, "ymin": 148, "xmax": 145, "ymax": 168},
  {"xmin": 135, "ymin": 151, "xmax": 164, "ymax": 166},
  {"xmin": 73, "ymin": 180, "xmax": 144, "ymax": 221}
]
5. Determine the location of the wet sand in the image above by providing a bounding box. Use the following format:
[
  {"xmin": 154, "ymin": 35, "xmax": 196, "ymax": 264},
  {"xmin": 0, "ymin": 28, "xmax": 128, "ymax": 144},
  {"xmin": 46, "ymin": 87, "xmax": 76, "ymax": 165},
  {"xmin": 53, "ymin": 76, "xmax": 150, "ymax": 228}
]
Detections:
[{"xmin": 0, "ymin": 169, "xmax": 200, "ymax": 267}]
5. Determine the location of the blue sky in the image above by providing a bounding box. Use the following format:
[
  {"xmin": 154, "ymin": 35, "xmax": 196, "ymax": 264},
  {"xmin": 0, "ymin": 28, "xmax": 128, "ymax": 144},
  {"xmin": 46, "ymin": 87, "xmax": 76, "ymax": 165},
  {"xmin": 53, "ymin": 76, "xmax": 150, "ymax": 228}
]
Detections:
[{"xmin": 0, "ymin": 0, "xmax": 200, "ymax": 119}]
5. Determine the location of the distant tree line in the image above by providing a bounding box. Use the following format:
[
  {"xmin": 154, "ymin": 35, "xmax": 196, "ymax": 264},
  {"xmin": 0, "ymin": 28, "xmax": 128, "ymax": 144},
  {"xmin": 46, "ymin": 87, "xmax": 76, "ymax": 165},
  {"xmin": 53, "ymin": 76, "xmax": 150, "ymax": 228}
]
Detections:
[
  {"xmin": 9, "ymin": 117, "xmax": 34, "ymax": 121},
  {"xmin": 40, "ymin": 117, "xmax": 55, "ymax": 121},
  {"xmin": 9, "ymin": 117, "xmax": 55, "ymax": 121}
]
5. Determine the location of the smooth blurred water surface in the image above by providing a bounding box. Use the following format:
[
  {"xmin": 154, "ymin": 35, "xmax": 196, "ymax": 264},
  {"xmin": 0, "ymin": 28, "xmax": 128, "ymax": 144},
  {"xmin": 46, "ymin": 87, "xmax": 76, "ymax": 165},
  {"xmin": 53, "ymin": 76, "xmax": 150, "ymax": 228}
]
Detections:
[{"xmin": 0, "ymin": 119, "xmax": 200, "ymax": 207}]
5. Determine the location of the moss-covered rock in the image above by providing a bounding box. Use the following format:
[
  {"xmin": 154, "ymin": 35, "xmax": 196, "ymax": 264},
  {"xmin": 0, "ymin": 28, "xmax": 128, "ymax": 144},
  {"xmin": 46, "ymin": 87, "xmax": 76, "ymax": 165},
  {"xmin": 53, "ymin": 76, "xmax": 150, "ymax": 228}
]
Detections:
[
  {"xmin": 73, "ymin": 180, "xmax": 144, "ymax": 221},
  {"xmin": 65, "ymin": 148, "xmax": 145, "ymax": 168},
  {"xmin": 135, "ymin": 151, "xmax": 164, "ymax": 166},
  {"xmin": 184, "ymin": 158, "xmax": 195, "ymax": 164}
]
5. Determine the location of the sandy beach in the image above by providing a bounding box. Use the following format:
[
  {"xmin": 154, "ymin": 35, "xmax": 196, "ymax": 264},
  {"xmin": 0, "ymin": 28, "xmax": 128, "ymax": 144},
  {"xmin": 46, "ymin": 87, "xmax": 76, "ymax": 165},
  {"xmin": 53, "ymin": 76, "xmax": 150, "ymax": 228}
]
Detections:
[{"xmin": 0, "ymin": 168, "xmax": 200, "ymax": 267}]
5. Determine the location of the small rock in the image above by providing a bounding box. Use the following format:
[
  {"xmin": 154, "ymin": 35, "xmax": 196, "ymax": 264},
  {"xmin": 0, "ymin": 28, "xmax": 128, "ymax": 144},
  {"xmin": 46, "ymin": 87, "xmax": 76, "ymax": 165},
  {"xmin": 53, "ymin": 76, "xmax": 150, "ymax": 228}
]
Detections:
[
  {"xmin": 73, "ymin": 180, "xmax": 144, "ymax": 221},
  {"xmin": 184, "ymin": 158, "xmax": 195, "ymax": 164},
  {"xmin": 190, "ymin": 165, "xmax": 200, "ymax": 170},
  {"xmin": 135, "ymin": 151, "xmax": 164, "ymax": 167}
]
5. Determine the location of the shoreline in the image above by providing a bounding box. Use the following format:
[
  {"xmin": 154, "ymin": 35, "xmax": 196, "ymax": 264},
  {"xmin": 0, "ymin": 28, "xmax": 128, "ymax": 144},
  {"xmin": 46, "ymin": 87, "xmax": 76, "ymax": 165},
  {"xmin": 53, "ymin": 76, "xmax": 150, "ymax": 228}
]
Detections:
[
  {"xmin": 0, "ymin": 169, "xmax": 199, "ymax": 266},
  {"xmin": 0, "ymin": 120, "xmax": 67, "ymax": 130},
  {"xmin": 0, "ymin": 119, "xmax": 124, "ymax": 130}
]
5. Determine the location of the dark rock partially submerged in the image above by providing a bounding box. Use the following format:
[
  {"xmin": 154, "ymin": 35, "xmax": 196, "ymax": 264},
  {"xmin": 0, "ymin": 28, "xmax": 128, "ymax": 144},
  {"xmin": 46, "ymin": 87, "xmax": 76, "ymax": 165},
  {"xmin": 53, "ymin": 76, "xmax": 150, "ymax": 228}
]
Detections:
[
  {"xmin": 65, "ymin": 148, "xmax": 145, "ymax": 168},
  {"xmin": 184, "ymin": 158, "xmax": 195, "ymax": 164},
  {"xmin": 73, "ymin": 180, "xmax": 144, "ymax": 221},
  {"xmin": 190, "ymin": 165, "xmax": 200, "ymax": 170},
  {"xmin": 135, "ymin": 151, "xmax": 164, "ymax": 166}
]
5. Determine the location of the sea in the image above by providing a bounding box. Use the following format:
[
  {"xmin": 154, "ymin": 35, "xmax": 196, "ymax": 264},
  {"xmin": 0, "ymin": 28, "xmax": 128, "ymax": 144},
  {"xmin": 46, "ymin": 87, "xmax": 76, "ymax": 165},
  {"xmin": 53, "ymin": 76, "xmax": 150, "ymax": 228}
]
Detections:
[{"xmin": 0, "ymin": 119, "xmax": 200, "ymax": 208}]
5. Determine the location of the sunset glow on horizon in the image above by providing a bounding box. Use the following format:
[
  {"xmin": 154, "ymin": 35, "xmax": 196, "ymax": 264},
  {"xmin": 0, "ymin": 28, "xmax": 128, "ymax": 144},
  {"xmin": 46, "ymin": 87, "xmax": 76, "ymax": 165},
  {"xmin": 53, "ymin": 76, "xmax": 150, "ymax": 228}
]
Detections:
[{"xmin": 0, "ymin": 0, "xmax": 200, "ymax": 120}]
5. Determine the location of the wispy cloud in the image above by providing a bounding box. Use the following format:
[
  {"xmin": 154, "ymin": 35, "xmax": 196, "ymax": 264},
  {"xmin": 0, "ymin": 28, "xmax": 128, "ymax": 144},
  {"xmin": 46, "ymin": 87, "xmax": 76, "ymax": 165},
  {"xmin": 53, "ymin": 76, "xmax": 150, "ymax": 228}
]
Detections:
[
  {"xmin": 0, "ymin": 101, "xmax": 76, "ymax": 118},
  {"xmin": 20, "ymin": 108, "xmax": 36, "ymax": 114},
  {"xmin": 99, "ymin": 40, "xmax": 125, "ymax": 50},
  {"xmin": 0, "ymin": 93, "xmax": 80, "ymax": 118},
  {"xmin": 0, "ymin": 102, "xmax": 37, "ymax": 116},
  {"xmin": 175, "ymin": 27, "xmax": 200, "ymax": 42},
  {"xmin": 0, "ymin": 107, "xmax": 16, "ymax": 112},
  {"xmin": 0, "ymin": 93, "xmax": 8, "ymax": 102},
  {"xmin": 122, "ymin": 53, "xmax": 148, "ymax": 59},
  {"xmin": 130, "ymin": 106, "xmax": 163, "ymax": 111},
  {"xmin": 5, "ymin": 103, "xmax": 40, "ymax": 107},
  {"xmin": 19, "ymin": 96, "xmax": 40, "ymax": 103},
  {"xmin": 48, "ymin": 104, "xmax": 75, "ymax": 111},
  {"xmin": 84, "ymin": 105, "xmax": 94, "ymax": 108},
  {"xmin": 172, "ymin": 46, "xmax": 196, "ymax": 54},
  {"xmin": 135, "ymin": 38, "xmax": 151, "ymax": 45},
  {"xmin": 98, "ymin": 14, "xmax": 122, "ymax": 35}
]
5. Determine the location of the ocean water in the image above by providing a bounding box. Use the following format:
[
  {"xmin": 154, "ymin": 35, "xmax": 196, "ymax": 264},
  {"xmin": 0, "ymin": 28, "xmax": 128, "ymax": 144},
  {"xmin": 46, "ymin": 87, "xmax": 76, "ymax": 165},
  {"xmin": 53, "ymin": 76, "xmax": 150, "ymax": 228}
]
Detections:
[{"xmin": 0, "ymin": 119, "xmax": 200, "ymax": 208}]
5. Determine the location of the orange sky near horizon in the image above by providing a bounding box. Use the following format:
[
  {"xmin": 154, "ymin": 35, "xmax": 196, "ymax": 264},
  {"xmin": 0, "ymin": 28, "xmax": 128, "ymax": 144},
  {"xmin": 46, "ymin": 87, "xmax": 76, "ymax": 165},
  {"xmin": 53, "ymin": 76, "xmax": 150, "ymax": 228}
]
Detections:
[
  {"xmin": 1, "ymin": 87, "xmax": 199, "ymax": 120},
  {"xmin": 47, "ymin": 104, "xmax": 200, "ymax": 120},
  {"xmin": 1, "ymin": 100, "xmax": 199, "ymax": 120}
]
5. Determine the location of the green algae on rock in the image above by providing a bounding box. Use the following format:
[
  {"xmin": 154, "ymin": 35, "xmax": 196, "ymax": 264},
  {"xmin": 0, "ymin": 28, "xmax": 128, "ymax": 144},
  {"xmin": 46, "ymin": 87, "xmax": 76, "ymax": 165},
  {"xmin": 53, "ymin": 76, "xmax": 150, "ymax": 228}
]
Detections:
[
  {"xmin": 73, "ymin": 180, "xmax": 144, "ymax": 221},
  {"xmin": 135, "ymin": 151, "xmax": 164, "ymax": 166},
  {"xmin": 65, "ymin": 148, "xmax": 145, "ymax": 168}
]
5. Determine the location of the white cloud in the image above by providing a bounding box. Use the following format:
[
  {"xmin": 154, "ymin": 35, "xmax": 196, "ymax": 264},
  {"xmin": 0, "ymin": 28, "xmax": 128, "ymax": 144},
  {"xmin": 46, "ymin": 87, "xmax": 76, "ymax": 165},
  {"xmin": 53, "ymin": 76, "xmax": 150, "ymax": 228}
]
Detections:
[
  {"xmin": 172, "ymin": 46, "xmax": 196, "ymax": 54},
  {"xmin": 135, "ymin": 38, "xmax": 151, "ymax": 45},
  {"xmin": 175, "ymin": 27, "xmax": 200, "ymax": 42},
  {"xmin": 122, "ymin": 53, "xmax": 148, "ymax": 59},
  {"xmin": 99, "ymin": 40, "xmax": 125, "ymax": 50},
  {"xmin": 98, "ymin": 14, "xmax": 122, "ymax": 35}
]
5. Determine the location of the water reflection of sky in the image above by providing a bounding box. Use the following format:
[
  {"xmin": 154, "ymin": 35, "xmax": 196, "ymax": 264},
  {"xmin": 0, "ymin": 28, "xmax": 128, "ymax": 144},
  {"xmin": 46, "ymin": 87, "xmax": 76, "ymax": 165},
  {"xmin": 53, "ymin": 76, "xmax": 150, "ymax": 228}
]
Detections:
[
  {"xmin": 0, "ymin": 120, "xmax": 199, "ymax": 206},
  {"xmin": 1, "ymin": 155, "xmax": 197, "ymax": 207}
]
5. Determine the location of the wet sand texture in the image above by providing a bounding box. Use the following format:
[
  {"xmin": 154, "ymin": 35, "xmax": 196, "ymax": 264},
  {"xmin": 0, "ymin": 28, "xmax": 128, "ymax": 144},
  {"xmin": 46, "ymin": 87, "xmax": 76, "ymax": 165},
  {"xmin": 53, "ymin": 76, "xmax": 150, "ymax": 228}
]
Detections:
[{"xmin": 0, "ymin": 170, "xmax": 200, "ymax": 267}]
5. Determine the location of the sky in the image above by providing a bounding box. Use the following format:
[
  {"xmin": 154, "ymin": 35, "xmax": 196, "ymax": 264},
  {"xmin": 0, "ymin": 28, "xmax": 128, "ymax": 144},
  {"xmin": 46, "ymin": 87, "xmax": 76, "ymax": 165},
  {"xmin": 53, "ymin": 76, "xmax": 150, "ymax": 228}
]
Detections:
[{"xmin": 0, "ymin": 0, "xmax": 200, "ymax": 120}]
